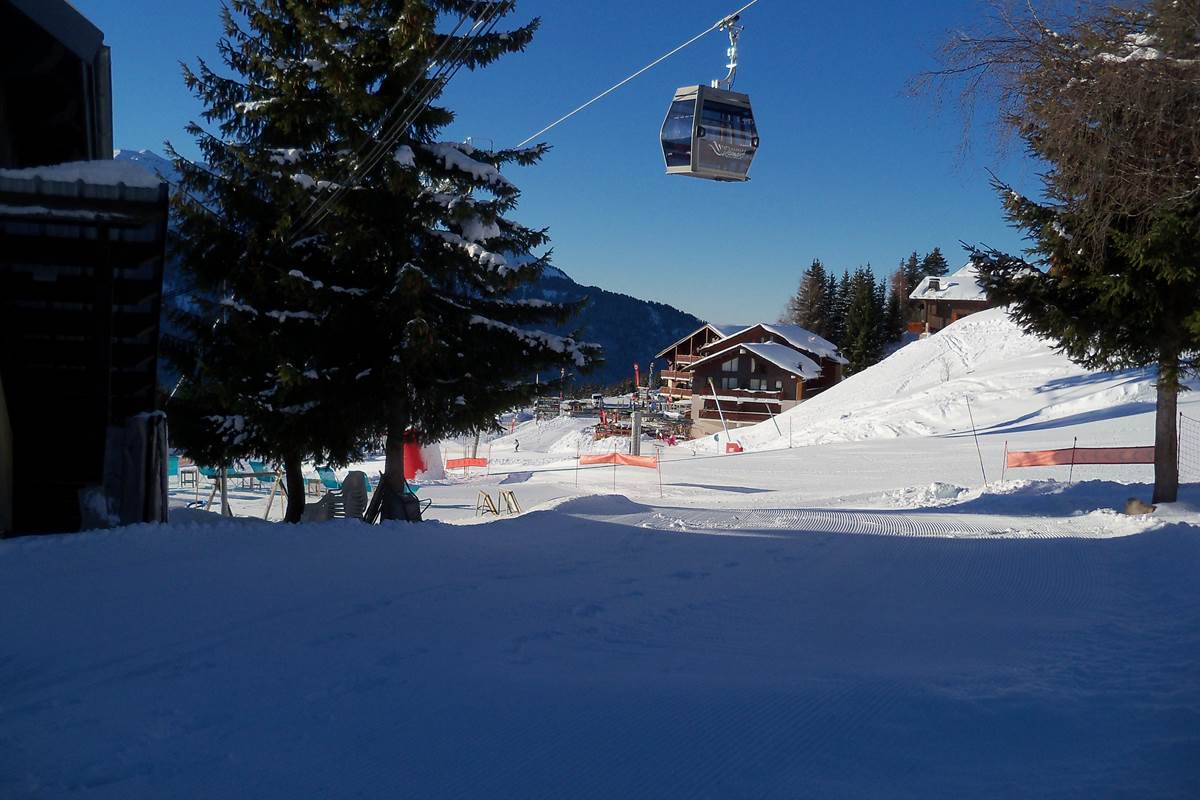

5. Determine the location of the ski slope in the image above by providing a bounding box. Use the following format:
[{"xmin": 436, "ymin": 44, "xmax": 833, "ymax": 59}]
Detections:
[
  {"xmin": 5, "ymin": 308, "xmax": 1198, "ymax": 797},
  {"xmin": 694, "ymin": 307, "xmax": 1182, "ymax": 452}
]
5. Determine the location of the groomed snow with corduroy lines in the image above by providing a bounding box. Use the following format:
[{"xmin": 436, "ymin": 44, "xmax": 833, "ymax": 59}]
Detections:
[{"xmin": 3, "ymin": 308, "xmax": 1198, "ymax": 798}]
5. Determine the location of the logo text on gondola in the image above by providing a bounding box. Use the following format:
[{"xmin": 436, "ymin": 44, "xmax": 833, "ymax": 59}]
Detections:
[{"xmin": 709, "ymin": 142, "xmax": 751, "ymax": 160}]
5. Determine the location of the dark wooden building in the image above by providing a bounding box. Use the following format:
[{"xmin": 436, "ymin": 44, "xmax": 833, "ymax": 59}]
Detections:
[
  {"xmin": 908, "ymin": 262, "xmax": 994, "ymax": 335},
  {"xmin": 0, "ymin": 0, "xmax": 169, "ymax": 536},
  {"xmin": 686, "ymin": 324, "xmax": 846, "ymax": 436},
  {"xmin": 656, "ymin": 323, "xmax": 746, "ymax": 400}
]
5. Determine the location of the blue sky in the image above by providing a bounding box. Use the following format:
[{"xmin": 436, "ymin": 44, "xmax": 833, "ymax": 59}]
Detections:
[{"xmin": 73, "ymin": 0, "xmax": 1039, "ymax": 323}]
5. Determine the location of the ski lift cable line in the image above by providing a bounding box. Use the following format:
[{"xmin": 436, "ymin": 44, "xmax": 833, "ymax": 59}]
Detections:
[
  {"xmin": 296, "ymin": 8, "xmax": 506, "ymax": 236},
  {"xmin": 294, "ymin": 2, "xmax": 507, "ymax": 238},
  {"xmin": 291, "ymin": 2, "xmax": 489, "ymax": 237},
  {"xmin": 514, "ymin": 0, "xmax": 765, "ymax": 149},
  {"xmin": 291, "ymin": 5, "xmax": 476, "ymax": 228}
]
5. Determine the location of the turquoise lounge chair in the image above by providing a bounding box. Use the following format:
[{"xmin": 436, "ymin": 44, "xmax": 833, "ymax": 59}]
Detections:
[{"xmin": 316, "ymin": 466, "xmax": 341, "ymax": 492}]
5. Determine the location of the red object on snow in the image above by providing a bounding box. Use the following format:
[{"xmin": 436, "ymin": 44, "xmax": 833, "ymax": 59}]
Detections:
[
  {"xmin": 403, "ymin": 437, "xmax": 427, "ymax": 480},
  {"xmin": 634, "ymin": 362, "xmax": 640, "ymax": 389},
  {"xmin": 726, "ymin": 442, "xmax": 744, "ymax": 454}
]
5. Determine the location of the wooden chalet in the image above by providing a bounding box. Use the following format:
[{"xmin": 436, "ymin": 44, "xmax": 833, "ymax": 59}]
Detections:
[
  {"xmin": 1, "ymin": 0, "xmax": 169, "ymax": 536},
  {"xmin": 656, "ymin": 322, "xmax": 846, "ymax": 437},
  {"xmin": 655, "ymin": 323, "xmax": 746, "ymax": 400},
  {"xmin": 909, "ymin": 262, "xmax": 993, "ymax": 334}
]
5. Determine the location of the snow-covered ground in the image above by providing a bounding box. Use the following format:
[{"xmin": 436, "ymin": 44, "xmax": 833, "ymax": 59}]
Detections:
[{"xmin": 3, "ymin": 309, "xmax": 1199, "ymax": 797}]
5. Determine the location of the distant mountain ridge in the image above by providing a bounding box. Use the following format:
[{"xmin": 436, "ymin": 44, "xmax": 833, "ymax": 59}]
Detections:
[{"xmin": 115, "ymin": 149, "xmax": 704, "ymax": 387}]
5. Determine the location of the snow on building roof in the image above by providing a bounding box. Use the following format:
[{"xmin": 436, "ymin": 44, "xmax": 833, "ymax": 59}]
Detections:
[
  {"xmin": 909, "ymin": 262, "xmax": 989, "ymax": 303},
  {"xmin": 692, "ymin": 341, "xmax": 822, "ymax": 381},
  {"xmin": 752, "ymin": 323, "xmax": 847, "ymax": 364},
  {"xmin": 0, "ymin": 159, "xmax": 164, "ymax": 190},
  {"xmin": 655, "ymin": 323, "xmax": 745, "ymax": 359}
]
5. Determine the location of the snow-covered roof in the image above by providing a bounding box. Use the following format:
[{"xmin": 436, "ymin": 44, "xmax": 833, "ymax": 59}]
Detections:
[
  {"xmin": 909, "ymin": 262, "xmax": 989, "ymax": 303},
  {"xmin": 0, "ymin": 159, "xmax": 164, "ymax": 190},
  {"xmin": 692, "ymin": 341, "xmax": 822, "ymax": 381},
  {"xmin": 751, "ymin": 324, "xmax": 847, "ymax": 364},
  {"xmin": 655, "ymin": 323, "xmax": 745, "ymax": 360}
]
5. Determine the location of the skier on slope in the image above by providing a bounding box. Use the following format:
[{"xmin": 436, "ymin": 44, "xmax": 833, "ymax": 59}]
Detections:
[{"xmin": 514, "ymin": 439, "xmax": 520, "ymax": 453}]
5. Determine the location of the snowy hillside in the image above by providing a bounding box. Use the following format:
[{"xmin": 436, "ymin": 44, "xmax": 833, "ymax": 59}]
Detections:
[{"xmin": 699, "ymin": 307, "xmax": 1185, "ymax": 452}]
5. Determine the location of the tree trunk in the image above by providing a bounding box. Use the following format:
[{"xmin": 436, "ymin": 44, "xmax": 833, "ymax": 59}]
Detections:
[
  {"xmin": 1153, "ymin": 351, "xmax": 1180, "ymax": 505},
  {"xmin": 379, "ymin": 407, "xmax": 418, "ymax": 522},
  {"xmin": 283, "ymin": 453, "xmax": 306, "ymax": 523}
]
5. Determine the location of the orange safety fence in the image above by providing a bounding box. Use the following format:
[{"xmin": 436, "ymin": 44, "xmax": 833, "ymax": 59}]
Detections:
[
  {"xmin": 1006, "ymin": 446, "xmax": 1155, "ymax": 468},
  {"xmin": 726, "ymin": 442, "xmax": 744, "ymax": 454},
  {"xmin": 579, "ymin": 453, "xmax": 659, "ymax": 469},
  {"xmin": 446, "ymin": 458, "xmax": 489, "ymax": 470}
]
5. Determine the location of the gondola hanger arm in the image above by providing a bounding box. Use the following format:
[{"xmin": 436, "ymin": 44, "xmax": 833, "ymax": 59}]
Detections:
[{"xmin": 514, "ymin": 0, "xmax": 765, "ymax": 149}]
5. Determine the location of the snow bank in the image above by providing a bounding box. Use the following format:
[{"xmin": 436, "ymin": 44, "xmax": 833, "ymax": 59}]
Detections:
[
  {"xmin": 702, "ymin": 307, "xmax": 1174, "ymax": 452},
  {"xmin": 2, "ymin": 509, "xmax": 1195, "ymax": 797}
]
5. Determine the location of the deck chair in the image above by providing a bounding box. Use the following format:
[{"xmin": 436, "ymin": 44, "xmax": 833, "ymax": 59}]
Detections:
[
  {"xmin": 301, "ymin": 470, "xmax": 371, "ymax": 522},
  {"xmin": 316, "ymin": 466, "xmax": 341, "ymax": 493},
  {"xmin": 248, "ymin": 460, "xmax": 277, "ymax": 491}
]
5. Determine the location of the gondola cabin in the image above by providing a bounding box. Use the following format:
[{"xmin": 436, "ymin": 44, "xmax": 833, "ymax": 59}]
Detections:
[{"xmin": 660, "ymin": 85, "xmax": 758, "ymax": 182}]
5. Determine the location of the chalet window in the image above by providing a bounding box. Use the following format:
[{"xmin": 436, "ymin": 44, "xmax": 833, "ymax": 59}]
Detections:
[
  {"xmin": 721, "ymin": 357, "xmax": 738, "ymax": 373},
  {"xmin": 775, "ymin": 380, "xmax": 783, "ymax": 390},
  {"xmin": 748, "ymin": 378, "xmax": 769, "ymax": 391},
  {"xmin": 720, "ymin": 376, "xmax": 739, "ymax": 390}
]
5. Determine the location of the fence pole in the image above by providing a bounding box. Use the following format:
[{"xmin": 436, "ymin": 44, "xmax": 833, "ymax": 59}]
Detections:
[
  {"xmin": 965, "ymin": 396, "xmax": 988, "ymax": 488},
  {"xmin": 1001, "ymin": 440, "xmax": 1008, "ymax": 483},
  {"xmin": 1068, "ymin": 437, "xmax": 1078, "ymax": 486},
  {"xmin": 575, "ymin": 446, "xmax": 580, "ymax": 487},
  {"xmin": 613, "ymin": 460, "xmax": 617, "ymax": 492},
  {"xmin": 657, "ymin": 447, "xmax": 664, "ymax": 498}
]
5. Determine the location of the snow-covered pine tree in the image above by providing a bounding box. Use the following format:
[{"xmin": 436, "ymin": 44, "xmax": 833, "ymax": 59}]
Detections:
[
  {"xmin": 841, "ymin": 268, "xmax": 884, "ymax": 374},
  {"xmin": 782, "ymin": 259, "xmax": 830, "ymax": 338},
  {"xmin": 166, "ymin": 1, "xmax": 599, "ymax": 522},
  {"xmin": 920, "ymin": 247, "xmax": 950, "ymax": 278}
]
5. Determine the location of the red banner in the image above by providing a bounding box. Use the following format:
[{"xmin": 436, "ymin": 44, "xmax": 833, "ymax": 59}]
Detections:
[
  {"xmin": 1006, "ymin": 446, "xmax": 1155, "ymax": 468},
  {"xmin": 579, "ymin": 453, "xmax": 659, "ymax": 469},
  {"xmin": 726, "ymin": 442, "xmax": 744, "ymax": 454},
  {"xmin": 446, "ymin": 458, "xmax": 489, "ymax": 469}
]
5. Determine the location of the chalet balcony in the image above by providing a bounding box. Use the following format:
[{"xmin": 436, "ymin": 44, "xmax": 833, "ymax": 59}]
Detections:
[
  {"xmin": 660, "ymin": 369, "xmax": 694, "ymax": 382},
  {"xmin": 700, "ymin": 388, "xmax": 783, "ymax": 403},
  {"xmin": 662, "ymin": 387, "xmax": 693, "ymax": 399},
  {"xmin": 696, "ymin": 408, "xmax": 776, "ymax": 423}
]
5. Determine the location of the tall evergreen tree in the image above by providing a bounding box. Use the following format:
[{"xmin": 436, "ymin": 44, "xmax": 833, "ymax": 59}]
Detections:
[
  {"xmin": 782, "ymin": 258, "xmax": 830, "ymax": 337},
  {"xmin": 841, "ymin": 268, "xmax": 885, "ymax": 374},
  {"xmin": 884, "ymin": 275, "xmax": 906, "ymax": 344},
  {"xmin": 166, "ymin": 1, "xmax": 599, "ymax": 521},
  {"xmin": 920, "ymin": 247, "xmax": 950, "ymax": 277},
  {"xmin": 902, "ymin": 251, "xmax": 923, "ymax": 294},
  {"xmin": 939, "ymin": 0, "xmax": 1200, "ymax": 502},
  {"xmin": 827, "ymin": 270, "xmax": 852, "ymax": 345}
]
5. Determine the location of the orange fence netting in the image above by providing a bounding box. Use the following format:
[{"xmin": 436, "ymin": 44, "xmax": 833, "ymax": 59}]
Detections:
[
  {"xmin": 446, "ymin": 458, "xmax": 489, "ymax": 470},
  {"xmin": 579, "ymin": 453, "xmax": 659, "ymax": 469},
  {"xmin": 1006, "ymin": 446, "xmax": 1155, "ymax": 468}
]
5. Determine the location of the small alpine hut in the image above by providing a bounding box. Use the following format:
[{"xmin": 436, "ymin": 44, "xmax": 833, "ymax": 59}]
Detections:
[
  {"xmin": 687, "ymin": 324, "xmax": 846, "ymax": 436},
  {"xmin": 908, "ymin": 262, "xmax": 994, "ymax": 335}
]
